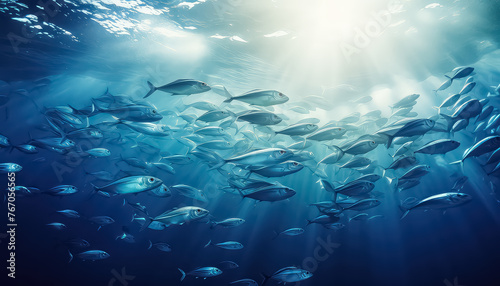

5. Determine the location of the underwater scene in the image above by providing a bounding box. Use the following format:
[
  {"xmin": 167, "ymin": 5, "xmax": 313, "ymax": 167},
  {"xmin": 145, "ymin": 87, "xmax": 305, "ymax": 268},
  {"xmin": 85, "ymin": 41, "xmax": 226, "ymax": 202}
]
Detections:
[{"xmin": 2, "ymin": 0, "xmax": 500, "ymax": 285}]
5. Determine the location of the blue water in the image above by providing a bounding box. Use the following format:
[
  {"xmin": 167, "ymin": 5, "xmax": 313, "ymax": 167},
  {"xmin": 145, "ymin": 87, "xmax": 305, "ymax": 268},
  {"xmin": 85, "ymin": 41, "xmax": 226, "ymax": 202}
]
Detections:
[{"xmin": 2, "ymin": 0, "xmax": 500, "ymax": 285}]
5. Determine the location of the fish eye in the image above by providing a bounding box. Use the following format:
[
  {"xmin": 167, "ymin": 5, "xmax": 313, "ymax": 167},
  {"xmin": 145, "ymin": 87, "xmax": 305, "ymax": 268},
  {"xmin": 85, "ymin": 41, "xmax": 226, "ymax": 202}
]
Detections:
[
  {"xmin": 152, "ymin": 110, "xmax": 157, "ymax": 114},
  {"xmin": 293, "ymin": 162, "xmax": 298, "ymax": 166},
  {"xmin": 149, "ymin": 178, "xmax": 155, "ymax": 182},
  {"xmin": 279, "ymin": 150, "xmax": 285, "ymax": 154},
  {"xmin": 196, "ymin": 209, "xmax": 201, "ymax": 213},
  {"xmin": 371, "ymin": 141, "xmax": 375, "ymax": 144},
  {"xmin": 278, "ymin": 92, "xmax": 284, "ymax": 97}
]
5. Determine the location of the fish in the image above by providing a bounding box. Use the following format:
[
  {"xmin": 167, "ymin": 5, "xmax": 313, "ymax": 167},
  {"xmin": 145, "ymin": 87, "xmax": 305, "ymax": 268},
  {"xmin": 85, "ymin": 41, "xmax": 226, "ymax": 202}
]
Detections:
[
  {"xmin": 116, "ymin": 232, "xmax": 136, "ymax": 243},
  {"xmin": 222, "ymin": 89, "xmax": 289, "ymax": 106},
  {"xmin": 56, "ymin": 209, "xmax": 80, "ymax": 218},
  {"xmin": 212, "ymin": 148, "xmax": 293, "ymax": 170},
  {"xmin": 115, "ymin": 121, "xmax": 171, "ymax": 136},
  {"xmin": 88, "ymin": 216, "xmax": 115, "ymax": 230},
  {"xmin": 386, "ymin": 155, "xmax": 418, "ymax": 170},
  {"xmin": 338, "ymin": 156, "xmax": 371, "ymax": 170},
  {"xmin": 177, "ymin": 100, "xmax": 219, "ymax": 112},
  {"xmin": 322, "ymin": 179, "xmax": 374, "ymax": 197},
  {"xmin": 0, "ymin": 134, "xmax": 11, "ymax": 147},
  {"xmin": 85, "ymin": 170, "xmax": 114, "ymax": 181},
  {"xmin": 141, "ymin": 206, "xmax": 209, "ymax": 231},
  {"xmin": 306, "ymin": 127, "xmax": 346, "ymax": 141},
  {"xmin": 147, "ymin": 240, "xmax": 172, "ymax": 252},
  {"xmin": 384, "ymin": 119, "xmax": 435, "ymax": 147},
  {"xmin": 197, "ymin": 140, "xmax": 233, "ymax": 150},
  {"xmin": 273, "ymin": 228, "xmax": 305, "ymax": 239},
  {"xmin": 230, "ymin": 279, "xmax": 259, "ymax": 286},
  {"xmin": 92, "ymin": 176, "xmax": 162, "ymax": 195},
  {"xmin": 274, "ymin": 123, "xmax": 318, "ymax": 136},
  {"xmin": 178, "ymin": 267, "xmax": 222, "ymax": 281},
  {"xmin": 47, "ymin": 222, "xmax": 67, "ymax": 230},
  {"xmin": 414, "ymin": 139, "xmax": 460, "ymax": 155},
  {"xmin": 45, "ymin": 185, "xmax": 79, "ymax": 196},
  {"xmin": 210, "ymin": 218, "xmax": 245, "ymax": 229},
  {"xmin": 389, "ymin": 94, "xmax": 420, "ymax": 111},
  {"xmin": 204, "ymin": 240, "xmax": 244, "ymax": 250},
  {"xmin": 453, "ymin": 136, "xmax": 500, "ymax": 163},
  {"xmin": 171, "ymin": 184, "xmax": 208, "ymax": 203},
  {"xmin": 262, "ymin": 267, "xmax": 313, "ymax": 285},
  {"xmin": 13, "ymin": 144, "xmax": 38, "ymax": 154},
  {"xmin": 61, "ymin": 238, "xmax": 90, "ymax": 249},
  {"xmin": 323, "ymin": 222, "xmax": 345, "ymax": 231},
  {"xmin": 237, "ymin": 110, "xmax": 283, "ymax": 125},
  {"xmin": 459, "ymin": 82, "xmax": 476, "ymax": 95},
  {"xmin": 349, "ymin": 213, "xmax": 369, "ymax": 222},
  {"xmin": 400, "ymin": 192, "xmax": 472, "ymax": 219},
  {"xmin": 84, "ymin": 148, "xmax": 111, "ymax": 157},
  {"xmin": 475, "ymin": 105, "xmax": 494, "ymax": 124},
  {"xmin": 434, "ymin": 93, "xmax": 461, "ymax": 112},
  {"xmin": 448, "ymin": 66, "xmax": 474, "ymax": 81},
  {"xmin": 0, "ymin": 163, "xmax": 22, "ymax": 173},
  {"xmin": 251, "ymin": 161, "xmax": 303, "ymax": 177},
  {"xmin": 69, "ymin": 250, "xmax": 110, "ymax": 262},
  {"xmin": 197, "ymin": 110, "xmax": 233, "ymax": 122},
  {"xmin": 144, "ymin": 79, "xmax": 210, "ymax": 98},
  {"xmin": 433, "ymin": 78, "xmax": 452, "ymax": 93},
  {"xmin": 393, "ymin": 141, "xmax": 413, "ymax": 157},
  {"xmin": 218, "ymin": 261, "xmax": 239, "ymax": 269},
  {"xmin": 238, "ymin": 183, "xmax": 296, "ymax": 202},
  {"xmin": 92, "ymin": 102, "xmax": 163, "ymax": 122}
]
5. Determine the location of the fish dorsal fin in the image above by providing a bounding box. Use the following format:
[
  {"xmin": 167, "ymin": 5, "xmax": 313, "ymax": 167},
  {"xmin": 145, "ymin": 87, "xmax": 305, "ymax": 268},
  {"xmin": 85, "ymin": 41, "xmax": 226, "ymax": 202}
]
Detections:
[{"xmin": 171, "ymin": 79, "xmax": 194, "ymax": 84}]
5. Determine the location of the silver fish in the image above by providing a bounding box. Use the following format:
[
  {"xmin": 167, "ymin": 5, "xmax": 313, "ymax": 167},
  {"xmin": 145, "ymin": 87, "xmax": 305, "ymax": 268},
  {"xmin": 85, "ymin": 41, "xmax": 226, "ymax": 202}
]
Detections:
[{"xmin": 144, "ymin": 79, "xmax": 210, "ymax": 98}]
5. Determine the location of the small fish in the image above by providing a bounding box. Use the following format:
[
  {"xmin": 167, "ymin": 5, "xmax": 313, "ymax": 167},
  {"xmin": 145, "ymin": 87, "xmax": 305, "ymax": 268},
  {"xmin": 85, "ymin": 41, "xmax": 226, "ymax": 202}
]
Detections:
[
  {"xmin": 69, "ymin": 250, "xmax": 110, "ymax": 262},
  {"xmin": 178, "ymin": 267, "xmax": 222, "ymax": 281},
  {"xmin": 45, "ymin": 185, "xmax": 79, "ymax": 196},
  {"xmin": 252, "ymin": 161, "xmax": 303, "ymax": 177},
  {"xmin": 204, "ymin": 240, "xmax": 244, "ymax": 250},
  {"xmin": 349, "ymin": 213, "xmax": 369, "ymax": 222},
  {"xmin": 0, "ymin": 163, "xmax": 22, "ymax": 173},
  {"xmin": 0, "ymin": 134, "xmax": 10, "ymax": 147},
  {"xmin": 148, "ymin": 184, "xmax": 172, "ymax": 197},
  {"xmin": 230, "ymin": 279, "xmax": 259, "ymax": 286},
  {"xmin": 218, "ymin": 261, "xmax": 239, "ymax": 270},
  {"xmin": 116, "ymin": 231, "xmax": 135, "ymax": 243},
  {"xmin": 401, "ymin": 192, "xmax": 472, "ymax": 219},
  {"xmin": 414, "ymin": 139, "xmax": 460, "ymax": 155},
  {"xmin": 88, "ymin": 216, "xmax": 115, "ymax": 231},
  {"xmin": 239, "ymin": 183, "xmax": 296, "ymax": 202},
  {"xmin": 171, "ymin": 184, "xmax": 208, "ymax": 203},
  {"xmin": 84, "ymin": 148, "xmax": 111, "ymax": 157},
  {"xmin": 223, "ymin": 89, "xmax": 289, "ymax": 106},
  {"xmin": 13, "ymin": 144, "xmax": 38, "ymax": 154},
  {"xmin": 262, "ymin": 267, "xmax": 313, "ymax": 284},
  {"xmin": 459, "ymin": 82, "xmax": 476, "ymax": 96},
  {"xmin": 147, "ymin": 240, "xmax": 172, "ymax": 252},
  {"xmin": 273, "ymin": 228, "xmax": 305, "ymax": 239},
  {"xmin": 237, "ymin": 110, "xmax": 282, "ymax": 125},
  {"xmin": 197, "ymin": 110, "xmax": 232, "ymax": 122},
  {"xmin": 92, "ymin": 176, "xmax": 162, "ymax": 195},
  {"xmin": 56, "ymin": 209, "xmax": 80, "ymax": 218},
  {"xmin": 47, "ymin": 222, "xmax": 67, "ymax": 230},
  {"xmin": 453, "ymin": 136, "xmax": 500, "ymax": 163},
  {"xmin": 144, "ymin": 79, "xmax": 210, "ymax": 98},
  {"xmin": 141, "ymin": 206, "xmax": 209, "ymax": 231},
  {"xmin": 323, "ymin": 223, "xmax": 345, "ymax": 231},
  {"xmin": 85, "ymin": 170, "xmax": 114, "ymax": 181},
  {"xmin": 211, "ymin": 218, "xmax": 245, "ymax": 229}
]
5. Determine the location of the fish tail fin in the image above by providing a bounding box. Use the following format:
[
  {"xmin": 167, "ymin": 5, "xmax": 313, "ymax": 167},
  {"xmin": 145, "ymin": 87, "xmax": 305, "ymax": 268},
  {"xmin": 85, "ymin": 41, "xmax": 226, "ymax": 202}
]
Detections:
[
  {"xmin": 400, "ymin": 197, "xmax": 417, "ymax": 219},
  {"xmin": 385, "ymin": 135, "xmax": 394, "ymax": 148},
  {"xmin": 139, "ymin": 216, "xmax": 153, "ymax": 232},
  {"xmin": 143, "ymin": 81, "xmax": 157, "ymax": 98},
  {"xmin": 272, "ymin": 231, "xmax": 279, "ymax": 240},
  {"xmin": 68, "ymin": 250, "xmax": 73, "ymax": 263},
  {"xmin": 178, "ymin": 268, "xmax": 186, "ymax": 281},
  {"xmin": 147, "ymin": 240, "xmax": 152, "ymax": 250},
  {"xmin": 305, "ymin": 219, "xmax": 312, "ymax": 227},
  {"xmin": 444, "ymin": 75, "xmax": 452, "ymax": 80},
  {"xmin": 209, "ymin": 152, "xmax": 226, "ymax": 170},
  {"xmin": 261, "ymin": 273, "xmax": 271, "ymax": 286},
  {"xmin": 204, "ymin": 239, "xmax": 212, "ymax": 248},
  {"xmin": 222, "ymin": 97, "xmax": 234, "ymax": 103}
]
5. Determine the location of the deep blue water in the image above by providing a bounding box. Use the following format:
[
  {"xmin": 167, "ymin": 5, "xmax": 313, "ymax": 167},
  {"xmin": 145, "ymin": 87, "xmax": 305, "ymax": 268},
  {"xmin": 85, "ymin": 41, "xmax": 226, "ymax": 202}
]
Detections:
[{"xmin": 2, "ymin": 1, "xmax": 500, "ymax": 286}]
